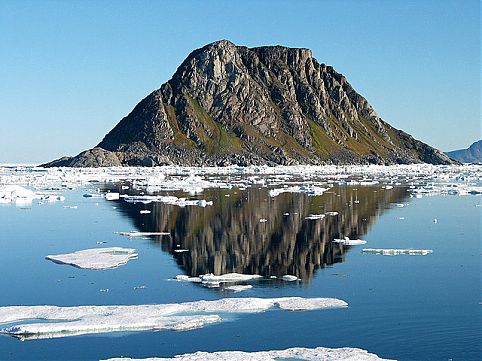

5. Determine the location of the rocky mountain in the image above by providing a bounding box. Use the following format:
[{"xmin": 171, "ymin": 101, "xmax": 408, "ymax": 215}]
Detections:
[
  {"xmin": 446, "ymin": 140, "xmax": 482, "ymax": 163},
  {"xmin": 43, "ymin": 40, "xmax": 454, "ymax": 167}
]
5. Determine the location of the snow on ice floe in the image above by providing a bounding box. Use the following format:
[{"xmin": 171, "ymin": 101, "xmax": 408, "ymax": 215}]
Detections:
[
  {"xmin": 45, "ymin": 247, "xmax": 138, "ymax": 270},
  {"xmin": 362, "ymin": 248, "xmax": 433, "ymax": 256},
  {"xmin": 101, "ymin": 347, "xmax": 395, "ymax": 361},
  {"xmin": 176, "ymin": 273, "xmax": 262, "ymax": 288},
  {"xmin": 0, "ymin": 297, "xmax": 348, "ymax": 340},
  {"xmin": 114, "ymin": 231, "xmax": 170, "ymax": 237},
  {"xmin": 0, "ymin": 185, "xmax": 64, "ymax": 205},
  {"xmin": 333, "ymin": 237, "xmax": 367, "ymax": 246}
]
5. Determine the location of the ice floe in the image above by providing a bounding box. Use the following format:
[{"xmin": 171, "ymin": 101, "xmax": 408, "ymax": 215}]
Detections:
[
  {"xmin": 45, "ymin": 247, "xmax": 138, "ymax": 270},
  {"xmin": 0, "ymin": 297, "xmax": 348, "ymax": 340},
  {"xmin": 101, "ymin": 346, "xmax": 394, "ymax": 361},
  {"xmin": 123, "ymin": 195, "xmax": 212, "ymax": 207},
  {"xmin": 333, "ymin": 237, "xmax": 367, "ymax": 246},
  {"xmin": 362, "ymin": 248, "xmax": 433, "ymax": 256},
  {"xmin": 114, "ymin": 231, "xmax": 170, "ymax": 237},
  {"xmin": 176, "ymin": 273, "xmax": 262, "ymax": 287},
  {"xmin": 282, "ymin": 275, "xmax": 299, "ymax": 282}
]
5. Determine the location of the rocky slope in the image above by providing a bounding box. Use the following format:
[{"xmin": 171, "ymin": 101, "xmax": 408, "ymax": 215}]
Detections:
[
  {"xmin": 43, "ymin": 40, "xmax": 454, "ymax": 167},
  {"xmin": 446, "ymin": 140, "xmax": 482, "ymax": 163}
]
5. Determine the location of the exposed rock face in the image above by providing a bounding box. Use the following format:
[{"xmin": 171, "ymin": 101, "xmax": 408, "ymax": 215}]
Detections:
[
  {"xmin": 446, "ymin": 140, "xmax": 482, "ymax": 163},
  {"xmin": 43, "ymin": 40, "xmax": 454, "ymax": 167}
]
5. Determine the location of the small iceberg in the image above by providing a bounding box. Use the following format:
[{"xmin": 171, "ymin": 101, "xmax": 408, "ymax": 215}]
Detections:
[
  {"xmin": 0, "ymin": 297, "xmax": 348, "ymax": 340},
  {"xmin": 105, "ymin": 192, "xmax": 120, "ymax": 201},
  {"xmin": 305, "ymin": 214, "xmax": 325, "ymax": 220},
  {"xmin": 45, "ymin": 247, "xmax": 138, "ymax": 270},
  {"xmin": 101, "ymin": 346, "xmax": 394, "ymax": 361},
  {"xmin": 282, "ymin": 275, "xmax": 299, "ymax": 282},
  {"xmin": 176, "ymin": 273, "xmax": 262, "ymax": 287},
  {"xmin": 333, "ymin": 237, "xmax": 367, "ymax": 246},
  {"xmin": 362, "ymin": 248, "xmax": 433, "ymax": 256},
  {"xmin": 114, "ymin": 231, "xmax": 170, "ymax": 237}
]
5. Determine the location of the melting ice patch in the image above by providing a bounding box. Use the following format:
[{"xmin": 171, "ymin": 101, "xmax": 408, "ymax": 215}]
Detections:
[
  {"xmin": 362, "ymin": 248, "xmax": 433, "ymax": 256},
  {"xmin": 0, "ymin": 297, "xmax": 348, "ymax": 340},
  {"xmin": 333, "ymin": 237, "xmax": 367, "ymax": 246},
  {"xmin": 45, "ymin": 247, "xmax": 138, "ymax": 270},
  {"xmin": 176, "ymin": 273, "xmax": 262, "ymax": 287},
  {"xmin": 101, "ymin": 347, "xmax": 395, "ymax": 361}
]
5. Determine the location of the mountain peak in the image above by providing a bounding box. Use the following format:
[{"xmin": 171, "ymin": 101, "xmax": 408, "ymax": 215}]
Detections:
[{"xmin": 42, "ymin": 41, "xmax": 454, "ymax": 167}]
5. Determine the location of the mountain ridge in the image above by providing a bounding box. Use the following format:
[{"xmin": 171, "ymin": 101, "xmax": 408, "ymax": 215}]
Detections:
[
  {"xmin": 43, "ymin": 40, "xmax": 454, "ymax": 167},
  {"xmin": 446, "ymin": 140, "xmax": 482, "ymax": 163}
]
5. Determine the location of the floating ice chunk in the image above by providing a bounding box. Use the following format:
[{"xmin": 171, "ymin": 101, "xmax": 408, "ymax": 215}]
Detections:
[
  {"xmin": 282, "ymin": 275, "xmax": 299, "ymax": 282},
  {"xmin": 63, "ymin": 205, "xmax": 78, "ymax": 209},
  {"xmin": 201, "ymin": 273, "xmax": 262, "ymax": 283},
  {"xmin": 259, "ymin": 218, "xmax": 268, "ymax": 223},
  {"xmin": 175, "ymin": 273, "xmax": 262, "ymax": 287},
  {"xmin": 115, "ymin": 231, "xmax": 170, "ymax": 237},
  {"xmin": 175, "ymin": 275, "xmax": 202, "ymax": 283},
  {"xmin": 269, "ymin": 186, "xmax": 329, "ymax": 197},
  {"xmin": 101, "ymin": 346, "xmax": 394, "ymax": 361},
  {"xmin": 223, "ymin": 285, "xmax": 252, "ymax": 292},
  {"xmin": 362, "ymin": 248, "xmax": 433, "ymax": 256},
  {"xmin": 105, "ymin": 192, "xmax": 120, "ymax": 201},
  {"xmin": 124, "ymin": 195, "xmax": 212, "ymax": 207},
  {"xmin": 333, "ymin": 237, "xmax": 367, "ymax": 246},
  {"xmin": 433, "ymin": 218, "xmax": 438, "ymax": 223},
  {"xmin": 139, "ymin": 210, "xmax": 151, "ymax": 214},
  {"xmin": 0, "ymin": 185, "xmax": 36, "ymax": 204},
  {"xmin": 325, "ymin": 211, "xmax": 339, "ymax": 216},
  {"xmin": 45, "ymin": 247, "xmax": 138, "ymax": 270},
  {"xmin": 0, "ymin": 297, "xmax": 348, "ymax": 340},
  {"xmin": 173, "ymin": 249, "xmax": 189, "ymax": 253},
  {"xmin": 305, "ymin": 214, "xmax": 325, "ymax": 220}
]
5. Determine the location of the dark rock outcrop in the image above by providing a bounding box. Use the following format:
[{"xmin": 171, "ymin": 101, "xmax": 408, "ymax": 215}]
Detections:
[
  {"xmin": 42, "ymin": 40, "xmax": 454, "ymax": 167},
  {"xmin": 446, "ymin": 140, "xmax": 482, "ymax": 163}
]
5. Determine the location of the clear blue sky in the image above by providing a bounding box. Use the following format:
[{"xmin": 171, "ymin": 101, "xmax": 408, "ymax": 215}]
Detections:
[{"xmin": 1, "ymin": 0, "xmax": 480, "ymax": 163}]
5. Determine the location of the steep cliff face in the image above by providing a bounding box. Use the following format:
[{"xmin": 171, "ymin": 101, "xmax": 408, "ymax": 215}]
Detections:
[{"xmin": 43, "ymin": 40, "xmax": 454, "ymax": 167}]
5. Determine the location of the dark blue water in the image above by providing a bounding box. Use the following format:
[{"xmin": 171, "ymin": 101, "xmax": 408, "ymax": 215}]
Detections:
[{"xmin": 0, "ymin": 185, "xmax": 480, "ymax": 361}]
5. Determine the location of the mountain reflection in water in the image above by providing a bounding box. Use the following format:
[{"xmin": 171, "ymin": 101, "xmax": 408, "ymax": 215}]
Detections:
[{"xmin": 115, "ymin": 186, "xmax": 408, "ymax": 281}]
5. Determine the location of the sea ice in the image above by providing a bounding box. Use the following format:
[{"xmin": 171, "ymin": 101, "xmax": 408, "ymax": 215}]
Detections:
[
  {"xmin": 175, "ymin": 273, "xmax": 262, "ymax": 287},
  {"xmin": 101, "ymin": 346, "xmax": 394, "ymax": 361},
  {"xmin": 115, "ymin": 231, "xmax": 170, "ymax": 237},
  {"xmin": 305, "ymin": 214, "xmax": 325, "ymax": 220},
  {"xmin": 0, "ymin": 297, "xmax": 348, "ymax": 340},
  {"xmin": 282, "ymin": 275, "xmax": 299, "ymax": 282},
  {"xmin": 333, "ymin": 237, "xmax": 367, "ymax": 246},
  {"xmin": 362, "ymin": 248, "xmax": 433, "ymax": 256},
  {"xmin": 45, "ymin": 247, "xmax": 138, "ymax": 270}
]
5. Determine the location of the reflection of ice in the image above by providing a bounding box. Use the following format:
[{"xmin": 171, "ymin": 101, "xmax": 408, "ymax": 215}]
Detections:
[
  {"xmin": 0, "ymin": 297, "xmax": 348, "ymax": 340},
  {"xmin": 101, "ymin": 346, "xmax": 394, "ymax": 361},
  {"xmin": 45, "ymin": 247, "xmax": 138, "ymax": 270},
  {"xmin": 362, "ymin": 248, "xmax": 433, "ymax": 256}
]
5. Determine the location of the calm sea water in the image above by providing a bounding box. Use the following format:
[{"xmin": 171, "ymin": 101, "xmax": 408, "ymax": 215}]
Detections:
[{"xmin": 0, "ymin": 184, "xmax": 480, "ymax": 361}]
